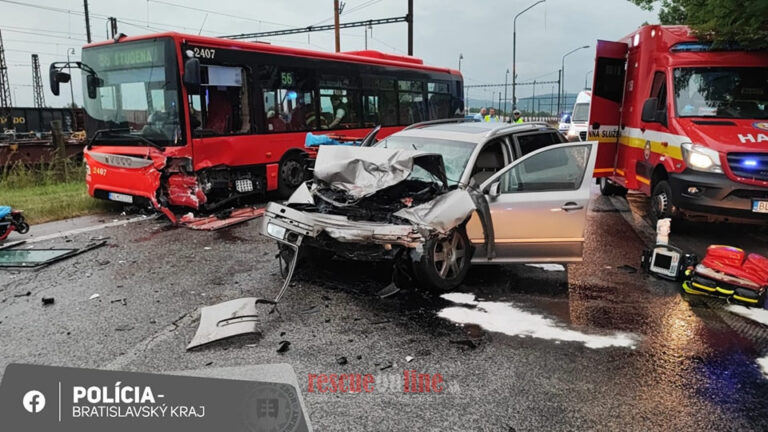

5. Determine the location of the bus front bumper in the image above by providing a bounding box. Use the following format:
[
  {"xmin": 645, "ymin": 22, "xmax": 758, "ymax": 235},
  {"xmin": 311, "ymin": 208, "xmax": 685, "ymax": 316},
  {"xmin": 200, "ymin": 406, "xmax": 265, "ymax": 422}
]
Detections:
[{"xmin": 669, "ymin": 170, "xmax": 768, "ymax": 223}]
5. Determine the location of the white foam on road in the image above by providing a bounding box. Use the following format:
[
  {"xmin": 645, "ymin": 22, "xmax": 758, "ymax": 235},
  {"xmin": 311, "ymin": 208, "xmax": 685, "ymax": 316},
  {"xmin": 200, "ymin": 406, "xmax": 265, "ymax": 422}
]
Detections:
[
  {"xmin": 725, "ymin": 305, "xmax": 768, "ymax": 327},
  {"xmin": 525, "ymin": 264, "xmax": 565, "ymax": 272},
  {"xmin": 759, "ymin": 356, "xmax": 768, "ymax": 379},
  {"xmin": 438, "ymin": 293, "xmax": 638, "ymax": 349}
]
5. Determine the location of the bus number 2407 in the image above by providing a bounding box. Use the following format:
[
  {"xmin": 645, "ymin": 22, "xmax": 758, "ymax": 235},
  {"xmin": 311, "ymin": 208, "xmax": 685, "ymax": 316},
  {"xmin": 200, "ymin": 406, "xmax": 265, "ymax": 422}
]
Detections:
[{"xmin": 192, "ymin": 47, "xmax": 216, "ymax": 59}]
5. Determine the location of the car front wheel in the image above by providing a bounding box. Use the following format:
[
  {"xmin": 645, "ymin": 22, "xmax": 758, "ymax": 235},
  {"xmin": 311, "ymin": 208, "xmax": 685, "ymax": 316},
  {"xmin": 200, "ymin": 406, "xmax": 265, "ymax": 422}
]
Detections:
[{"xmin": 414, "ymin": 227, "xmax": 472, "ymax": 291}]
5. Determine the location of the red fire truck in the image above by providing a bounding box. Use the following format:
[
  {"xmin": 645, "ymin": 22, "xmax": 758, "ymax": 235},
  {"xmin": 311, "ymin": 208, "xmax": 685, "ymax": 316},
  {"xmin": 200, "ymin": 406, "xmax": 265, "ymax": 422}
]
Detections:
[
  {"xmin": 50, "ymin": 33, "xmax": 463, "ymax": 221},
  {"xmin": 588, "ymin": 25, "xmax": 768, "ymax": 223}
]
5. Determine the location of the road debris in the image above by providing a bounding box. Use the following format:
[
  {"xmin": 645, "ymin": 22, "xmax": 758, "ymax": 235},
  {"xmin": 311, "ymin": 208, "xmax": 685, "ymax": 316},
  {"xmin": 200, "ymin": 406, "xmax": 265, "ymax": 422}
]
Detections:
[
  {"xmin": 525, "ymin": 264, "xmax": 566, "ymax": 271},
  {"xmin": 41, "ymin": 297, "xmax": 54, "ymax": 305},
  {"xmin": 0, "ymin": 241, "xmax": 107, "ymax": 269},
  {"xmin": 336, "ymin": 356, "xmax": 348, "ymax": 365},
  {"xmin": 277, "ymin": 341, "xmax": 291, "ymax": 353},
  {"xmin": 405, "ymin": 355, "xmax": 414, "ymax": 362},
  {"xmin": 110, "ymin": 298, "xmax": 127, "ymax": 306},
  {"xmin": 13, "ymin": 291, "xmax": 31, "ymax": 298},
  {"xmin": 89, "ymin": 293, "xmax": 100, "ymax": 300}
]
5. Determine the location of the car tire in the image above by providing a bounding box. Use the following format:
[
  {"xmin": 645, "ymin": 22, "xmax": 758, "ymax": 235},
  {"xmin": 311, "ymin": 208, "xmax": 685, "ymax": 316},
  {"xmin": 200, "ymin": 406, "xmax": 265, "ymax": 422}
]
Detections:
[
  {"xmin": 651, "ymin": 180, "xmax": 678, "ymax": 223},
  {"xmin": 277, "ymin": 154, "xmax": 306, "ymax": 199},
  {"xmin": 414, "ymin": 227, "xmax": 472, "ymax": 291},
  {"xmin": 599, "ymin": 177, "xmax": 627, "ymax": 196}
]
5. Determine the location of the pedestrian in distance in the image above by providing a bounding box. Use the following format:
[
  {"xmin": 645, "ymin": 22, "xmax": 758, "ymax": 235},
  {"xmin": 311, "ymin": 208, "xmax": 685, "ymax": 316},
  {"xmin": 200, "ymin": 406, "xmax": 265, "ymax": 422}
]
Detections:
[
  {"xmin": 474, "ymin": 107, "xmax": 487, "ymax": 122},
  {"xmin": 512, "ymin": 109, "xmax": 523, "ymax": 124}
]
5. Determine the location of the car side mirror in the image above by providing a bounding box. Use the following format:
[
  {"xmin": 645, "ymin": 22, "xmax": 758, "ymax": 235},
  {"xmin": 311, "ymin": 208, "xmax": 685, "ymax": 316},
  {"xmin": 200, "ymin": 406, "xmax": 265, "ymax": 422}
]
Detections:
[
  {"xmin": 183, "ymin": 58, "xmax": 201, "ymax": 94},
  {"xmin": 641, "ymin": 98, "xmax": 658, "ymax": 123},
  {"xmin": 86, "ymin": 74, "xmax": 102, "ymax": 99},
  {"xmin": 49, "ymin": 68, "xmax": 70, "ymax": 96},
  {"xmin": 486, "ymin": 181, "xmax": 501, "ymax": 199}
]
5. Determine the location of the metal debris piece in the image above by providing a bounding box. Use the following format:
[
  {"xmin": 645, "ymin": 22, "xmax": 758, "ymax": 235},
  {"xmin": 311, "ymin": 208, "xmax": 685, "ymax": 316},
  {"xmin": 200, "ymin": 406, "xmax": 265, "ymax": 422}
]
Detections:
[
  {"xmin": 376, "ymin": 283, "xmax": 401, "ymax": 299},
  {"xmin": 110, "ymin": 298, "xmax": 127, "ymax": 306},
  {"xmin": 89, "ymin": 293, "xmax": 100, "ymax": 300},
  {"xmin": 336, "ymin": 356, "xmax": 348, "ymax": 365},
  {"xmin": 405, "ymin": 356, "xmax": 414, "ymax": 362},
  {"xmin": 180, "ymin": 207, "xmax": 265, "ymax": 231},
  {"xmin": 41, "ymin": 297, "xmax": 54, "ymax": 305},
  {"xmin": 277, "ymin": 341, "xmax": 291, "ymax": 353},
  {"xmin": 379, "ymin": 362, "xmax": 393, "ymax": 371},
  {"xmin": 13, "ymin": 291, "xmax": 31, "ymax": 298}
]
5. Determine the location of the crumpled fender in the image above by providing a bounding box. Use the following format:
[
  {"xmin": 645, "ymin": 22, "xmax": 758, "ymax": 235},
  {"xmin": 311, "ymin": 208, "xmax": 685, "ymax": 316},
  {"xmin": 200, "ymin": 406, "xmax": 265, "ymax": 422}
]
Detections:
[{"xmin": 167, "ymin": 174, "xmax": 207, "ymax": 209}]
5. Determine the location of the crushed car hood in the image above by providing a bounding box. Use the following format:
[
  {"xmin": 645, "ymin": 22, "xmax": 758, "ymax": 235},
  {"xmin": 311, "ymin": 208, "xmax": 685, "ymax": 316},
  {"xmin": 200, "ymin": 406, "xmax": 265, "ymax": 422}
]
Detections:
[{"xmin": 313, "ymin": 146, "xmax": 448, "ymax": 200}]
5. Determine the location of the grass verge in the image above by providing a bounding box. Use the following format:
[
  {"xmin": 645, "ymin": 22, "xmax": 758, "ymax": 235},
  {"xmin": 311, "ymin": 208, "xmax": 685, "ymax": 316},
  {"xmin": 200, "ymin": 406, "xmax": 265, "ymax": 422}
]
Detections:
[{"xmin": 0, "ymin": 181, "xmax": 120, "ymax": 224}]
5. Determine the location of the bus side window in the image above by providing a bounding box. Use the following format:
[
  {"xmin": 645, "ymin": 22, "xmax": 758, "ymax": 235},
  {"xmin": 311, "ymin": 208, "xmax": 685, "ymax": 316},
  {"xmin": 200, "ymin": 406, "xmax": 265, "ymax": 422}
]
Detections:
[
  {"xmin": 319, "ymin": 75, "xmax": 360, "ymax": 130},
  {"xmin": 362, "ymin": 77, "xmax": 397, "ymax": 127},
  {"xmin": 260, "ymin": 67, "xmax": 316, "ymax": 133},
  {"xmin": 194, "ymin": 65, "xmax": 252, "ymax": 137},
  {"xmin": 398, "ymin": 80, "xmax": 426, "ymax": 125},
  {"xmin": 427, "ymin": 81, "xmax": 451, "ymax": 120}
]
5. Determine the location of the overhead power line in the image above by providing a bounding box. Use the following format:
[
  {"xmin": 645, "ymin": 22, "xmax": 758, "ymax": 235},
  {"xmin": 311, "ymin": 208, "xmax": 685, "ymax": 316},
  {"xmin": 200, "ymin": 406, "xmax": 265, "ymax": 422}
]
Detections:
[
  {"xmin": 147, "ymin": 0, "xmax": 294, "ymax": 28},
  {"xmin": 222, "ymin": 16, "xmax": 406, "ymax": 40}
]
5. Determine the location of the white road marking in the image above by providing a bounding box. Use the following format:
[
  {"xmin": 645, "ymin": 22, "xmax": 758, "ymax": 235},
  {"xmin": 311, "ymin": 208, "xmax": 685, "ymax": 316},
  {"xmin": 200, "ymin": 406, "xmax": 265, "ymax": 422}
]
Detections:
[
  {"xmin": 439, "ymin": 293, "xmax": 638, "ymax": 349},
  {"xmin": 22, "ymin": 215, "xmax": 157, "ymax": 244}
]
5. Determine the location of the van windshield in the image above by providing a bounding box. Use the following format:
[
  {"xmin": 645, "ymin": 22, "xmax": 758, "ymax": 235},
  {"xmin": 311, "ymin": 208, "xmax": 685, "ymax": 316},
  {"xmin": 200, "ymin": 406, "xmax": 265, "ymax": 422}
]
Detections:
[
  {"xmin": 674, "ymin": 67, "xmax": 768, "ymax": 119},
  {"xmin": 572, "ymin": 103, "xmax": 589, "ymax": 122}
]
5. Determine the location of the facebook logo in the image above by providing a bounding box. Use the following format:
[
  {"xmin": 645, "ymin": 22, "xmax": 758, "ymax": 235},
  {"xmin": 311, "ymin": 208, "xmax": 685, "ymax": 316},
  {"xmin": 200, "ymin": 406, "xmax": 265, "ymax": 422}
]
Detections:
[{"xmin": 22, "ymin": 390, "xmax": 46, "ymax": 414}]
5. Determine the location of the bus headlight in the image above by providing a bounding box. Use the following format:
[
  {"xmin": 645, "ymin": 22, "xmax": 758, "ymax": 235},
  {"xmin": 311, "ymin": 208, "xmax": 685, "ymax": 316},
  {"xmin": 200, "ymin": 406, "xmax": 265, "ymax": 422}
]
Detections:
[
  {"xmin": 681, "ymin": 143, "xmax": 722, "ymax": 173},
  {"xmin": 266, "ymin": 223, "xmax": 287, "ymax": 240}
]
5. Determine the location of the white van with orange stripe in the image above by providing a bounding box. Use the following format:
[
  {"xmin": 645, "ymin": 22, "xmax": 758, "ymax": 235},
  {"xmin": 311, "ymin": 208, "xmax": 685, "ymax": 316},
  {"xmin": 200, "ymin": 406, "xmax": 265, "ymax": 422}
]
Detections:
[{"xmin": 588, "ymin": 25, "xmax": 768, "ymax": 223}]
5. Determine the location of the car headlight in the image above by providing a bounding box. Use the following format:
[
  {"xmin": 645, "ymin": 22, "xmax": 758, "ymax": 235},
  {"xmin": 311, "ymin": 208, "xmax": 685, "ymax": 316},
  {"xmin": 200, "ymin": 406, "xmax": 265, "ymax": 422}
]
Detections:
[
  {"xmin": 681, "ymin": 143, "xmax": 722, "ymax": 173},
  {"xmin": 266, "ymin": 223, "xmax": 287, "ymax": 240}
]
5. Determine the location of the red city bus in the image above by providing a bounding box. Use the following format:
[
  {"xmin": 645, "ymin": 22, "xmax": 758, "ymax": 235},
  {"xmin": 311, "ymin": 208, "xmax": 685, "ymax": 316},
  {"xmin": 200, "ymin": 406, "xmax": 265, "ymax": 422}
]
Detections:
[
  {"xmin": 50, "ymin": 33, "xmax": 463, "ymax": 221},
  {"xmin": 588, "ymin": 25, "xmax": 768, "ymax": 223}
]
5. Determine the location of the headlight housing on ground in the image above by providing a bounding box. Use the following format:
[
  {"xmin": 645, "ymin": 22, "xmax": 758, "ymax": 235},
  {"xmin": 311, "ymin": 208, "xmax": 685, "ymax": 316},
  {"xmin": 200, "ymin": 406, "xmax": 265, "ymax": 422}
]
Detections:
[
  {"xmin": 266, "ymin": 223, "xmax": 287, "ymax": 240},
  {"xmin": 681, "ymin": 143, "xmax": 722, "ymax": 173}
]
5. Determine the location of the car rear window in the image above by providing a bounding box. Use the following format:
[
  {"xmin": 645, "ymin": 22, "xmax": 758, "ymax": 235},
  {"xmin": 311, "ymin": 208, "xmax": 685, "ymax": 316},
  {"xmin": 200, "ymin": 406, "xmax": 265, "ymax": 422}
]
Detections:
[{"xmin": 515, "ymin": 132, "xmax": 564, "ymax": 157}]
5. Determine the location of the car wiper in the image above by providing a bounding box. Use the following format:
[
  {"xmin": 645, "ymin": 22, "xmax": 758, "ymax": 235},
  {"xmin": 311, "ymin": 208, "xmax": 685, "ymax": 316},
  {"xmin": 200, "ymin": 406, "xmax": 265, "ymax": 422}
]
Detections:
[{"xmin": 88, "ymin": 129, "xmax": 165, "ymax": 151}]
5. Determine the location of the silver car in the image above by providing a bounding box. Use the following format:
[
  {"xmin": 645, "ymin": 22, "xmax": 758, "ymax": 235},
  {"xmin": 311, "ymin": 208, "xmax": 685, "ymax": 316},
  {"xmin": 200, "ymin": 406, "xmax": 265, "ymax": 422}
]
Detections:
[{"xmin": 260, "ymin": 120, "xmax": 598, "ymax": 291}]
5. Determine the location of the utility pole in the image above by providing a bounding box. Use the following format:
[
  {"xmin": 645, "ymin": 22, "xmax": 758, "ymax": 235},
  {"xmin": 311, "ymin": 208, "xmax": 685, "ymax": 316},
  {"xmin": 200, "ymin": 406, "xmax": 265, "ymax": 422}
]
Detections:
[
  {"xmin": 83, "ymin": 0, "xmax": 92, "ymax": 43},
  {"xmin": 503, "ymin": 68, "xmax": 509, "ymax": 118},
  {"xmin": 333, "ymin": 0, "xmax": 341, "ymax": 52},
  {"xmin": 108, "ymin": 17, "xmax": 118, "ymax": 39},
  {"xmin": 31, "ymin": 54, "xmax": 45, "ymax": 108},
  {"xmin": 0, "ymin": 29, "xmax": 11, "ymax": 125},
  {"xmin": 532, "ymin": 80, "xmax": 536, "ymax": 115},
  {"xmin": 512, "ymin": 0, "xmax": 545, "ymax": 111},
  {"xmin": 556, "ymin": 69, "xmax": 562, "ymax": 115},
  {"xmin": 407, "ymin": 0, "xmax": 413, "ymax": 55}
]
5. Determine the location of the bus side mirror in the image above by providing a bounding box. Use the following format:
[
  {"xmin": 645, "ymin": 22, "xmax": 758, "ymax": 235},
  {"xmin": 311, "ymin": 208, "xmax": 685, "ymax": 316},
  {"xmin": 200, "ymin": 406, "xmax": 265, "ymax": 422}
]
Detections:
[
  {"xmin": 641, "ymin": 98, "xmax": 658, "ymax": 123},
  {"xmin": 86, "ymin": 74, "xmax": 102, "ymax": 99},
  {"xmin": 183, "ymin": 58, "xmax": 201, "ymax": 94},
  {"xmin": 49, "ymin": 68, "xmax": 70, "ymax": 96}
]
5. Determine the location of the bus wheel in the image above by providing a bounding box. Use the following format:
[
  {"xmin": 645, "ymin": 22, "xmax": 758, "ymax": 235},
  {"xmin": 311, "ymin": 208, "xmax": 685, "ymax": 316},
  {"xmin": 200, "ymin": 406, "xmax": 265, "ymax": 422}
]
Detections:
[
  {"xmin": 599, "ymin": 177, "xmax": 627, "ymax": 196},
  {"xmin": 651, "ymin": 180, "xmax": 677, "ymax": 222},
  {"xmin": 278, "ymin": 154, "xmax": 305, "ymax": 198}
]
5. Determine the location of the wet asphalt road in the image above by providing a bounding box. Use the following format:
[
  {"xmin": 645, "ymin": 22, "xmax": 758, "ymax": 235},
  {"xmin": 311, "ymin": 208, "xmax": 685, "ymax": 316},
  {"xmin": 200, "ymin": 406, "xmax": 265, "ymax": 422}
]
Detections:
[{"xmin": 1, "ymin": 189, "xmax": 768, "ymax": 431}]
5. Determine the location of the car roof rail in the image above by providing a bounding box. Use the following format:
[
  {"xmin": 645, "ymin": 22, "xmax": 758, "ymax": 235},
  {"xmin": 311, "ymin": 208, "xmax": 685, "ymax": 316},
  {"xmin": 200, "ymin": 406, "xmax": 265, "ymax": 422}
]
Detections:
[
  {"xmin": 403, "ymin": 117, "xmax": 477, "ymax": 131},
  {"xmin": 487, "ymin": 121, "xmax": 552, "ymax": 138}
]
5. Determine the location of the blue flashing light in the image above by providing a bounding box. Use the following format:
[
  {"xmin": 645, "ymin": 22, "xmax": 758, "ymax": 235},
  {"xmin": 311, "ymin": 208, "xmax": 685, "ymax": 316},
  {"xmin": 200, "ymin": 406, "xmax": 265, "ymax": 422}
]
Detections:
[
  {"xmin": 742, "ymin": 159, "xmax": 758, "ymax": 168},
  {"xmin": 286, "ymin": 91, "xmax": 298, "ymax": 101}
]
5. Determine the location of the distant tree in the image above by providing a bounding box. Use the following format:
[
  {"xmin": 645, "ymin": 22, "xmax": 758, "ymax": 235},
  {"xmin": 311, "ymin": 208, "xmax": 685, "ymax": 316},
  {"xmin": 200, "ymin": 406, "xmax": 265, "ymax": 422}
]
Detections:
[{"xmin": 630, "ymin": 0, "xmax": 768, "ymax": 49}]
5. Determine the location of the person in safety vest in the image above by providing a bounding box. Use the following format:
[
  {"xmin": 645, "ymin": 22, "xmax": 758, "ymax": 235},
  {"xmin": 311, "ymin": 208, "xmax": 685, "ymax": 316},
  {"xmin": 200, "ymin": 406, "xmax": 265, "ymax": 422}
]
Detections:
[
  {"xmin": 484, "ymin": 108, "xmax": 500, "ymax": 122},
  {"xmin": 512, "ymin": 109, "xmax": 523, "ymax": 123}
]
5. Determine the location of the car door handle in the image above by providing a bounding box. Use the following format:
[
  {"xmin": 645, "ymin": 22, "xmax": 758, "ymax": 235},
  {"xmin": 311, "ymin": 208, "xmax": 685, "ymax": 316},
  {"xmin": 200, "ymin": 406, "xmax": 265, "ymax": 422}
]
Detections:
[{"xmin": 561, "ymin": 202, "xmax": 584, "ymax": 212}]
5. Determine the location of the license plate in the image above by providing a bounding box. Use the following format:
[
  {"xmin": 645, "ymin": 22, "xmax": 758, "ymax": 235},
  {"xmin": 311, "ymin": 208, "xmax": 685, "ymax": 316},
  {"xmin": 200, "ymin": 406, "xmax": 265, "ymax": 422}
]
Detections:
[
  {"xmin": 753, "ymin": 200, "xmax": 768, "ymax": 213},
  {"xmin": 108, "ymin": 192, "xmax": 133, "ymax": 204}
]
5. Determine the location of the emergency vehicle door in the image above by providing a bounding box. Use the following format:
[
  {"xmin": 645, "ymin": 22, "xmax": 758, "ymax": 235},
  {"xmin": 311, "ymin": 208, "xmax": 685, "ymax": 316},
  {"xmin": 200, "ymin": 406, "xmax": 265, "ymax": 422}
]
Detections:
[{"xmin": 588, "ymin": 40, "xmax": 628, "ymax": 178}]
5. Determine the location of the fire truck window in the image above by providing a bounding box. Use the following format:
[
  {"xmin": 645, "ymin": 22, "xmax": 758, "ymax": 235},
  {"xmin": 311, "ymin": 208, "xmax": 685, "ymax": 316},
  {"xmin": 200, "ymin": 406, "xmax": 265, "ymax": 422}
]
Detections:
[
  {"xmin": 398, "ymin": 80, "xmax": 426, "ymax": 125},
  {"xmin": 319, "ymin": 75, "xmax": 360, "ymax": 129},
  {"xmin": 362, "ymin": 77, "xmax": 397, "ymax": 127},
  {"xmin": 594, "ymin": 57, "xmax": 626, "ymax": 103},
  {"xmin": 192, "ymin": 65, "xmax": 252, "ymax": 137},
  {"xmin": 261, "ymin": 67, "xmax": 317, "ymax": 132},
  {"xmin": 650, "ymin": 72, "xmax": 667, "ymax": 111}
]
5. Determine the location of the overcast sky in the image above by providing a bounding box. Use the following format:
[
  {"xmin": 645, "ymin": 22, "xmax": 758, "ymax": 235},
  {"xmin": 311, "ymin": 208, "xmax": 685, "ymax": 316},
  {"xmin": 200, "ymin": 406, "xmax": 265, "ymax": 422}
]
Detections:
[{"xmin": 1, "ymin": 0, "xmax": 658, "ymax": 108}]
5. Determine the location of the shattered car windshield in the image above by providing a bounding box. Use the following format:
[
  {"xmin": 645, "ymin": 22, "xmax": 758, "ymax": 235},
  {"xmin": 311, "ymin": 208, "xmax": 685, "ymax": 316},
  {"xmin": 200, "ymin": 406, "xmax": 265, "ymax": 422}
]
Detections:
[{"xmin": 374, "ymin": 136, "xmax": 475, "ymax": 186}]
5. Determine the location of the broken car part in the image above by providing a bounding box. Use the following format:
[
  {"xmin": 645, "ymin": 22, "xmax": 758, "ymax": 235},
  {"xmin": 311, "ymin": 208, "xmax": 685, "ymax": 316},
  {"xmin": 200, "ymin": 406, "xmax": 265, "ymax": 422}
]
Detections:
[
  {"xmin": 187, "ymin": 231, "xmax": 303, "ymax": 350},
  {"xmin": 0, "ymin": 241, "xmax": 106, "ymax": 268}
]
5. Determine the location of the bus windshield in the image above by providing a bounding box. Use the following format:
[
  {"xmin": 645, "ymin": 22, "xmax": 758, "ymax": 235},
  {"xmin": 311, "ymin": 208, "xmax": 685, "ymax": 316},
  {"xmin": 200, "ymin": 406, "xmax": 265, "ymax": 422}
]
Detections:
[
  {"xmin": 673, "ymin": 67, "xmax": 768, "ymax": 119},
  {"xmin": 81, "ymin": 38, "xmax": 183, "ymax": 145}
]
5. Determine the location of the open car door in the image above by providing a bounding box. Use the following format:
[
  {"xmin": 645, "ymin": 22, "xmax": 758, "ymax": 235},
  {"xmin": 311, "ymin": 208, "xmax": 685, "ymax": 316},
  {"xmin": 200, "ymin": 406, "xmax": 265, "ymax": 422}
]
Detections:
[
  {"xmin": 467, "ymin": 141, "xmax": 598, "ymax": 263},
  {"xmin": 588, "ymin": 40, "xmax": 628, "ymax": 178}
]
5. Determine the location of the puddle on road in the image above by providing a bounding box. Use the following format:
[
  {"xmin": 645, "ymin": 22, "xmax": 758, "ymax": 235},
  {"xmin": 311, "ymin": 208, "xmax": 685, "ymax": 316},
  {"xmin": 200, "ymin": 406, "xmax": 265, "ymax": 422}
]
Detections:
[{"xmin": 438, "ymin": 293, "xmax": 639, "ymax": 349}]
